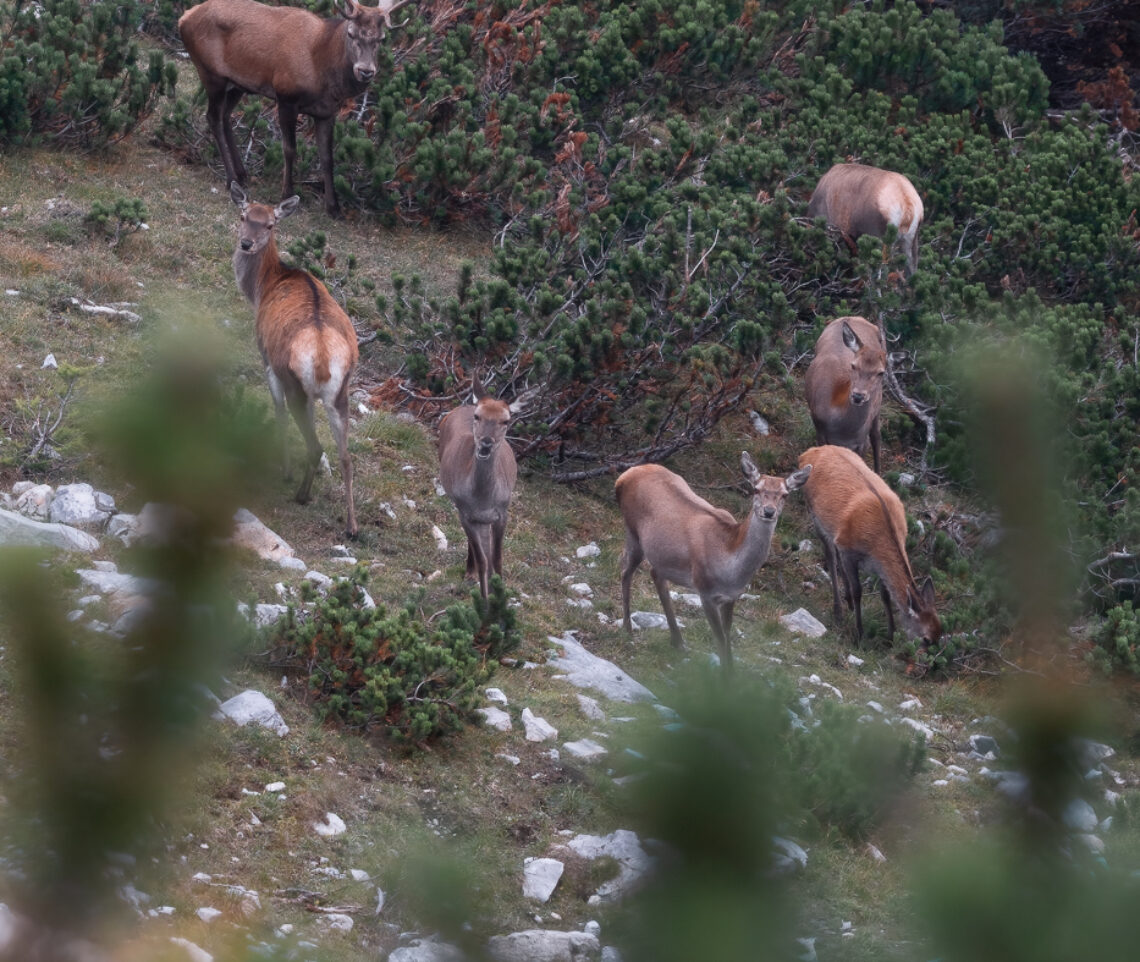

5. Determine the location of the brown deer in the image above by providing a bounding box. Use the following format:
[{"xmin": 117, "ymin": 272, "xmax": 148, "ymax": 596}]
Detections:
[
  {"xmin": 807, "ymin": 163, "xmax": 924, "ymax": 276},
  {"xmin": 230, "ymin": 182, "xmax": 359, "ymax": 536},
  {"xmin": 616, "ymin": 454, "xmax": 812, "ymax": 671},
  {"xmin": 798, "ymin": 445, "xmax": 940, "ymax": 647},
  {"xmin": 179, "ymin": 0, "xmax": 414, "ymax": 217},
  {"xmin": 437, "ymin": 381, "xmax": 522, "ymax": 598},
  {"xmin": 804, "ymin": 315, "xmax": 886, "ymax": 473}
]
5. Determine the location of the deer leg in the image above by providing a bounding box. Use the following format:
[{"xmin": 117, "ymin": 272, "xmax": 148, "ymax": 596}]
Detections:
[
  {"xmin": 840, "ymin": 553, "xmax": 864, "ymax": 644},
  {"xmin": 287, "ymin": 389, "xmax": 322, "ymax": 505},
  {"xmin": 264, "ymin": 366, "xmax": 291, "ymax": 480},
  {"xmin": 491, "ymin": 516, "xmax": 507, "ymax": 576},
  {"xmin": 650, "ymin": 568, "xmax": 685, "ymax": 650},
  {"xmin": 701, "ymin": 597, "xmax": 734, "ymax": 672},
  {"xmin": 820, "ymin": 535, "xmax": 846, "ymax": 627},
  {"xmin": 314, "ymin": 115, "xmax": 341, "ymax": 218},
  {"xmin": 459, "ymin": 518, "xmax": 490, "ymax": 597},
  {"xmin": 619, "ymin": 536, "xmax": 643, "ymax": 635},
  {"xmin": 277, "ymin": 101, "xmax": 299, "ymax": 201},
  {"xmin": 219, "ymin": 87, "xmax": 247, "ymax": 186},
  {"xmin": 206, "ymin": 89, "xmax": 240, "ymax": 189},
  {"xmin": 880, "ymin": 580, "xmax": 896, "ymax": 642},
  {"xmin": 325, "ymin": 392, "xmax": 357, "ymax": 538}
]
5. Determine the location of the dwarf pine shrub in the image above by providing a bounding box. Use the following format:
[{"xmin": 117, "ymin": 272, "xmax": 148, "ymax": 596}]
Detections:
[
  {"xmin": 0, "ymin": 0, "xmax": 175, "ymax": 148},
  {"xmin": 273, "ymin": 569, "xmax": 519, "ymax": 744}
]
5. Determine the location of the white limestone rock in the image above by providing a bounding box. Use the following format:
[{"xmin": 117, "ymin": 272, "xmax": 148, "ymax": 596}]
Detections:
[
  {"xmin": 229, "ymin": 508, "xmax": 296, "ymax": 563},
  {"xmin": 547, "ymin": 633, "xmax": 656, "ymax": 704},
  {"xmin": 563, "ymin": 830, "xmax": 654, "ymax": 903},
  {"xmin": 780, "ymin": 608, "xmax": 827, "ymax": 638},
  {"xmin": 214, "ymin": 690, "xmax": 289, "ymax": 737},
  {"xmin": 0, "ymin": 508, "xmax": 99, "ymax": 553},
  {"xmin": 49, "ymin": 483, "xmax": 114, "ymax": 529},
  {"xmin": 523, "ymin": 858, "xmax": 565, "ymax": 902},
  {"xmin": 388, "ymin": 936, "xmax": 467, "ymax": 962},
  {"xmin": 313, "ymin": 812, "xmax": 347, "ymax": 837},
  {"xmin": 13, "ymin": 483, "xmax": 54, "ymax": 520},
  {"xmin": 562, "ymin": 739, "xmax": 607, "ymax": 761},
  {"xmin": 522, "ymin": 708, "xmax": 558, "ymax": 743},
  {"xmin": 477, "ymin": 706, "xmax": 513, "ymax": 732},
  {"xmin": 486, "ymin": 929, "xmax": 599, "ymax": 962}
]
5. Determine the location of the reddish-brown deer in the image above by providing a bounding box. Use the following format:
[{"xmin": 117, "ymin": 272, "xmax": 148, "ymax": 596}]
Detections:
[
  {"xmin": 230, "ymin": 183, "xmax": 358, "ymax": 536},
  {"xmin": 808, "ymin": 163, "xmax": 924, "ymax": 276},
  {"xmin": 179, "ymin": 0, "xmax": 414, "ymax": 217},
  {"xmin": 804, "ymin": 315, "xmax": 886, "ymax": 473},
  {"xmin": 616, "ymin": 454, "xmax": 812, "ymax": 671},
  {"xmin": 798, "ymin": 445, "xmax": 940, "ymax": 646},
  {"xmin": 437, "ymin": 381, "xmax": 523, "ymax": 598}
]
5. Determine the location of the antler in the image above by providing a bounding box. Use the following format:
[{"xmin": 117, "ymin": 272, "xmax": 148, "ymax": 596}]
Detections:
[{"xmin": 376, "ymin": 0, "xmax": 414, "ymax": 28}]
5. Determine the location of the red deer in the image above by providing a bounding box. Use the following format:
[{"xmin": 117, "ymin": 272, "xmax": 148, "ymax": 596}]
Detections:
[
  {"xmin": 230, "ymin": 183, "xmax": 358, "ymax": 536},
  {"xmin": 798, "ymin": 445, "xmax": 940, "ymax": 647},
  {"xmin": 807, "ymin": 163, "xmax": 924, "ymax": 276},
  {"xmin": 179, "ymin": 0, "xmax": 413, "ymax": 217},
  {"xmin": 437, "ymin": 381, "xmax": 522, "ymax": 598},
  {"xmin": 804, "ymin": 315, "xmax": 886, "ymax": 473},
  {"xmin": 616, "ymin": 454, "xmax": 812, "ymax": 671}
]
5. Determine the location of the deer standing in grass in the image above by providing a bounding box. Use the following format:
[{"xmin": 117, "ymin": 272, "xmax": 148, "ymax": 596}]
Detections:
[
  {"xmin": 437, "ymin": 381, "xmax": 522, "ymax": 598},
  {"xmin": 805, "ymin": 315, "xmax": 886, "ymax": 473},
  {"xmin": 808, "ymin": 163, "xmax": 924, "ymax": 276},
  {"xmin": 616, "ymin": 454, "xmax": 812, "ymax": 672},
  {"xmin": 179, "ymin": 0, "xmax": 414, "ymax": 217},
  {"xmin": 230, "ymin": 182, "xmax": 358, "ymax": 536},
  {"xmin": 799, "ymin": 445, "xmax": 940, "ymax": 647}
]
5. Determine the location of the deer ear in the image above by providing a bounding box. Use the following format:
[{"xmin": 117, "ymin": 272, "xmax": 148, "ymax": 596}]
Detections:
[
  {"xmin": 337, "ymin": 0, "xmax": 360, "ymax": 20},
  {"xmin": 919, "ymin": 575, "xmax": 936, "ymax": 607},
  {"xmin": 471, "ymin": 376, "xmax": 487, "ymax": 401},
  {"xmin": 740, "ymin": 451, "xmax": 760, "ymax": 484},
  {"xmin": 229, "ymin": 182, "xmax": 248, "ymax": 209},
  {"xmin": 841, "ymin": 319, "xmax": 862, "ymax": 352},
  {"xmin": 786, "ymin": 464, "xmax": 812, "ymax": 490},
  {"xmin": 275, "ymin": 196, "xmax": 301, "ymax": 219}
]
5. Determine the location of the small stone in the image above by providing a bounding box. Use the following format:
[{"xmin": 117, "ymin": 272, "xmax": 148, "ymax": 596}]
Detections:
[
  {"xmin": 42, "ymin": 353, "xmax": 58, "ymax": 369},
  {"xmin": 485, "ymin": 687, "xmax": 509, "ymax": 705},
  {"xmin": 770, "ymin": 836, "xmax": 808, "ymax": 875},
  {"xmin": 313, "ymin": 812, "xmax": 347, "ymax": 837},
  {"xmin": 628, "ymin": 610, "xmax": 672, "ymax": 631},
  {"xmin": 195, "ymin": 907, "xmax": 222, "ymax": 924},
  {"xmin": 476, "ymin": 706, "xmax": 512, "ymax": 732},
  {"xmin": 968, "ymin": 733, "xmax": 1001, "ymax": 757},
  {"xmin": 780, "ymin": 608, "xmax": 827, "ymax": 638},
  {"xmin": 847, "ymin": 654, "xmax": 864, "ymax": 667},
  {"xmin": 749, "ymin": 410, "xmax": 770, "ymax": 435},
  {"xmin": 1063, "ymin": 798, "xmax": 1098, "ymax": 833},
  {"xmin": 265, "ymin": 781, "xmax": 286, "ymax": 793},
  {"xmin": 562, "ymin": 738, "xmax": 608, "ymax": 761},
  {"xmin": 350, "ymin": 869, "xmax": 370, "ymax": 882},
  {"xmin": 214, "ymin": 691, "xmax": 289, "ymax": 737},
  {"xmin": 576, "ymin": 694, "xmax": 605, "ymax": 721},
  {"xmin": 521, "ymin": 708, "xmax": 558, "ymax": 743},
  {"xmin": 320, "ymin": 913, "xmax": 354, "ymax": 933},
  {"xmin": 432, "ymin": 525, "xmax": 449, "ymax": 551},
  {"xmin": 523, "ymin": 857, "xmax": 565, "ymax": 902},
  {"xmin": 568, "ymin": 582, "xmax": 593, "ymax": 597},
  {"xmin": 575, "ymin": 542, "xmax": 601, "ymax": 559}
]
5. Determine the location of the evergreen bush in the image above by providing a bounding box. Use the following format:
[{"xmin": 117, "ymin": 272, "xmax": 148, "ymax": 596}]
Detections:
[
  {"xmin": 271, "ymin": 569, "xmax": 519, "ymax": 744},
  {"xmin": 0, "ymin": 0, "xmax": 175, "ymax": 149}
]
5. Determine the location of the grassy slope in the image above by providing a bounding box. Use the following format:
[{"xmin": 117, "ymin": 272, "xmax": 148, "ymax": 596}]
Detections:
[{"xmin": 1, "ymin": 121, "xmax": 1137, "ymax": 961}]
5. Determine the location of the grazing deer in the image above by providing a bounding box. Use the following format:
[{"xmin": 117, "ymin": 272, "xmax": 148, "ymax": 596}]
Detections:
[
  {"xmin": 804, "ymin": 315, "xmax": 886, "ymax": 473},
  {"xmin": 807, "ymin": 163, "xmax": 924, "ymax": 276},
  {"xmin": 798, "ymin": 445, "xmax": 940, "ymax": 646},
  {"xmin": 437, "ymin": 381, "xmax": 523, "ymax": 598},
  {"xmin": 230, "ymin": 182, "xmax": 358, "ymax": 536},
  {"xmin": 179, "ymin": 0, "xmax": 414, "ymax": 217},
  {"xmin": 616, "ymin": 454, "xmax": 812, "ymax": 671}
]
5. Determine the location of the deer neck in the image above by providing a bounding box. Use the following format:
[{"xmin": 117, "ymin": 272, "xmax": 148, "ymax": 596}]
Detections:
[
  {"xmin": 721, "ymin": 510, "xmax": 777, "ymax": 586},
  {"xmin": 233, "ymin": 235, "xmax": 283, "ymax": 312}
]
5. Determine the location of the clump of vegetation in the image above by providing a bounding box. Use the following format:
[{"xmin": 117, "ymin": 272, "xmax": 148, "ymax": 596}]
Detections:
[
  {"xmin": 272, "ymin": 569, "xmax": 519, "ymax": 744},
  {"xmin": 0, "ymin": 0, "xmax": 175, "ymax": 148},
  {"xmin": 84, "ymin": 197, "xmax": 149, "ymax": 247},
  {"xmin": 1089, "ymin": 602, "xmax": 1140, "ymax": 676}
]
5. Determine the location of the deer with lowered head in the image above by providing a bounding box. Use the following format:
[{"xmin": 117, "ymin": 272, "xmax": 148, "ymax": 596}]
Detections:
[
  {"xmin": 799, "ymin": 444, "xmax": 940, "ymax": 647},
  {"xmin": 179, "ymin": 0, "xmax": 414, "ymax": 217},
  {"xmin": 437, "ymin": 380, "xmax": 528, "ymax": 598},
  {"xmin": 804, "ymin": 315, "xmax": 886, "ymax": 473},
  {"xmin": 616, "ymin": 454, "xmax": 812, "ymax": 672},
  {"xmin": 808, "ymin": 162, "xmax": 924, "ymax": 276},
  {"xmin": 230, "ymin": 182, "xmax": 359, "ymax": 536}
]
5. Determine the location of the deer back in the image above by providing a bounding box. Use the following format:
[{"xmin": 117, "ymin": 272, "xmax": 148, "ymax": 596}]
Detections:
[{"xmin": 808, "ymin": 163, "xmax": 922, "ymax": 239}]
